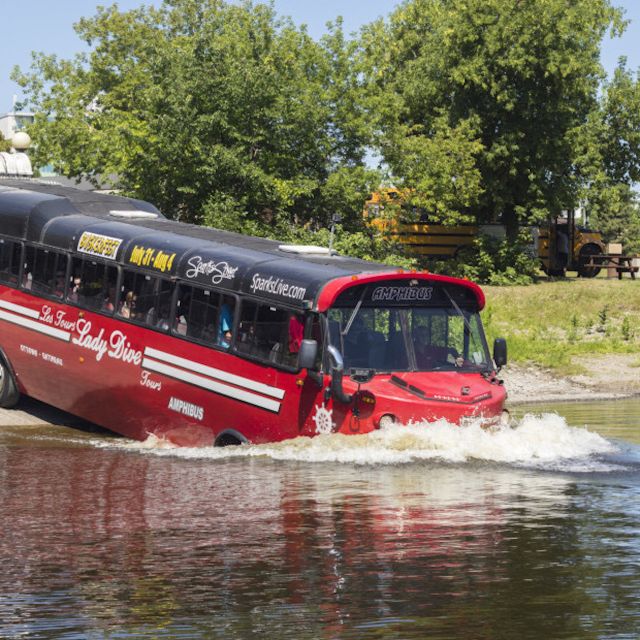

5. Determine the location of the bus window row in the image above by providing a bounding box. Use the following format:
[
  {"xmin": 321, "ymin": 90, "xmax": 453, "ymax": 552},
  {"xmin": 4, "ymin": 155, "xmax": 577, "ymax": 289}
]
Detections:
[{"xmin": 0, "ymin": 239, "xmax": 311, "ymax": 369}]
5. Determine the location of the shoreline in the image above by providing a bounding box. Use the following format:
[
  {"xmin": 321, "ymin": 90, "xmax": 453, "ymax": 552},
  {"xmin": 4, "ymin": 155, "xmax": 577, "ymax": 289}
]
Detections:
[
  {"xmin": 1, "ymin": 356, "xmax": 639, "ymax": 429},
  {"xmin": 502, "ymin": 357, "xmax": 640, "ymax": 406}
]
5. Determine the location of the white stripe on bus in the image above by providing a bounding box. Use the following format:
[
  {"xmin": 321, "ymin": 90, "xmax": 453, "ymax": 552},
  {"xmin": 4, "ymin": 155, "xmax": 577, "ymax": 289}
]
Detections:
[
  {"xmin": 0, "ymin": 309, "xmax": 71, "ymax": 342},
  {"xmin": 144, "ymin": 346, "xmax": 285, "ymax": 400},
  {"xmin": 142, "ymin": 357, "xmax": 282, "ymax": 413},
  {"xmin": 0, "ymin": 299, "xmax": 41, "ymax": 319}
]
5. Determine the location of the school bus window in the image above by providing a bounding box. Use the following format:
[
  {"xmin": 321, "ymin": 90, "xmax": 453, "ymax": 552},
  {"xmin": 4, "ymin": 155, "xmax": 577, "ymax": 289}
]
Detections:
[
  {"xmin": 23, "ymin": 246, "xmax": 67, "ymax": 299},
  {"xmin": 0, "ymin": 239, "xmax": 22, "ymax": 287},
  {"xmin": 175, "ymin": 284, "xmax": 220, "ymax": 342},
  {"xmin": 68, "ymin": 257, "xmax": 118, "ymax": 314},
  {"xmin": 236, "ymin": 301, "xmax": 301, "ymax": 367},
  {"xmin": 118, "ymin": 269, "xmax": 173, "ymax": 329},
  {"xmin": 174, "ymin": 284, "xmax": 236, "ymax": 349}
]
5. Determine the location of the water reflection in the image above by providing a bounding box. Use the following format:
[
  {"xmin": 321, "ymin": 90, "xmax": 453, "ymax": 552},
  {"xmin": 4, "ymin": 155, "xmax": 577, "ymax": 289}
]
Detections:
[{"xmin": 0, "ymin": 409, "xmax": 639, "ymax": 638}]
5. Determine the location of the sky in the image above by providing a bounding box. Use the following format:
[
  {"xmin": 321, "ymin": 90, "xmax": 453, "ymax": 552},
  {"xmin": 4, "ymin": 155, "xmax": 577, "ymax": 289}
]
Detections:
[{"xmin": 2, "ymin": 0, "xmax": 640, "ymax": 113}]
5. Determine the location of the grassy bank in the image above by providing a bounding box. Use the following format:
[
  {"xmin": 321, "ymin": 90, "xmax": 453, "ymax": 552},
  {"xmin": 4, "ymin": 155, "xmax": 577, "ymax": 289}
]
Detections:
[{"xmin": 483, "ymin": 278, "xmax": 640, "ymax": 374}]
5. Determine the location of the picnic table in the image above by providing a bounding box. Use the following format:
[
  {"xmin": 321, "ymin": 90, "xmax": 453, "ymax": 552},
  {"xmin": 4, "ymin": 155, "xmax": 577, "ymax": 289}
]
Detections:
[{"xmin": 583, "ymin": 254, "xmax": 639, "ymax": 279}]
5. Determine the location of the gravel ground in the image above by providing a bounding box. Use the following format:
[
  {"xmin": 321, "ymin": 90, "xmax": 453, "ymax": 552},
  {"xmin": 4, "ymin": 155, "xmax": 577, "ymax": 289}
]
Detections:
[{"xmin": 502, "ymin": 354, "xmax": 640, "ymax": 405}]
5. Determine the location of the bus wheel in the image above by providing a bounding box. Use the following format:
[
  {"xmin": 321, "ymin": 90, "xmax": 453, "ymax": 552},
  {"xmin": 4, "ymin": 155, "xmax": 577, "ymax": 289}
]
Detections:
[
  {"xmin": 215, "ymin": 429, "xmax": 248, "ymax": 447},
  {"xmin": 0, "ymin": 357, "xmax": 20, "ymax": 409},
  {"xmin": 577, "ymin": 244, "xmax": 602, "ymax": 278}
]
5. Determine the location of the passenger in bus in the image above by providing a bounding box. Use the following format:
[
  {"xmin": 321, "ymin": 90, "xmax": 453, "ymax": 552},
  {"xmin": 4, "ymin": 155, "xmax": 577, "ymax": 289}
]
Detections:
[
  {"xmin": 69, "ymin": 276, "xmax": 82, "ymax": 302},
  {"xmin": 102, "ymin": 286, "xmax": 116, "ymax": 313},
  {"xmin": 54, "ymin": 272, "xmax": 66, "ymax": 298},
  {"xmin": 175, "ymin": 311, "xmax": 188, "ymax": 335},
  {"xmin": 119, "ymin": 291, "xmax": 137, "ymax": 319},
  {"xmin": 218, "ymin": 302, "xmax": 233, "ymax": 348},
  {"xmin": 155, "ymin": 301, "xmax": 172, "ymax": 331},
  {"xmin": 288, "ymin": 313, "xmax": 304, "ymax": 354}
]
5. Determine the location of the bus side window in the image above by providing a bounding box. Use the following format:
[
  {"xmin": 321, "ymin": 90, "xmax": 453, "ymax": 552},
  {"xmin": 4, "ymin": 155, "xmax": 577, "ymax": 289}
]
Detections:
[
  {"xmin": 24, "ymin": 246, "xmax": 67, "ymax": 299},
  {"xmin": 216, "ymin": 295, "xmax": 236, "ymax": 349},
  {"xmin": 237, "ymin": 300, "xmax": 258, "ymax": 356},
  {"xmin": 69, "ymin": 257, "xmax": 118, "ymax": 314},
  {"xmin": 152, "ymin": 279, "xmax": 173, "ymax": 330},
  {"xmin": 174, "ymin": 284, "xmax": 221, "ymax": 343},
  {"xmin": 236, "ymin": 301, "xmax": 290, "ymax": 365},
  {"xmin": 0, "ymin": 239, "xmax": 21, "ymax": 287},
  {"xmin": 118, "ymin": 270, "xmax": 173, "ymax": 330}
]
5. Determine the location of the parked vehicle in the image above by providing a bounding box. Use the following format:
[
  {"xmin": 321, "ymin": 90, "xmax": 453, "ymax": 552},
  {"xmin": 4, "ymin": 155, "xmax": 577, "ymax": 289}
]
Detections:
[
  {"xmin": 538, "ymin": 212, "xmax": 605, "ymax": 277},
  {"xmin": 365, "ymin": 190, "xmax": 605, "ymax": 277}
]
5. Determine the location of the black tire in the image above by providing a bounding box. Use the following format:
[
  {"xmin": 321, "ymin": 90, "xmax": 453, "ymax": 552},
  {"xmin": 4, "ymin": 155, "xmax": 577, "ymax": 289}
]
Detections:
[
  {"xmin": 215, "ymin": 429, "xmax": 248, "ymax": 447},
  {"xmin": 0, "ymin": 357, "xmax": 20, "ymax": 409},
  {"xmin": 577, "ymin": 244, "xmax": 602, "ymax": 278}
]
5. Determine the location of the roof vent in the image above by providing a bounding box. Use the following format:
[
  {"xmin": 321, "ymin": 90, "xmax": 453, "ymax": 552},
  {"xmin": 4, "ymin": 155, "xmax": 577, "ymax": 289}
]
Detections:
[
  {"xmin": 278, "ymin": 244, "xmax": 333, "ymax": 255},
  {"xmin": 109, "ymin": 210, "xmax": 159, "ymax": 219}
]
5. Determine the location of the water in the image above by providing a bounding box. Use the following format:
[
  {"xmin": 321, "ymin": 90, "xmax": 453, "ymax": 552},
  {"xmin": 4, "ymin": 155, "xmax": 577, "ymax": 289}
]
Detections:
[{"xmin": 1, "ymin": 399, "xmax": 640, "ymax": 639}]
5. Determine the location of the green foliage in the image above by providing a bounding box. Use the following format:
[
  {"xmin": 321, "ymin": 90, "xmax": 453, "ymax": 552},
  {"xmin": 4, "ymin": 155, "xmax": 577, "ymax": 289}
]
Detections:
[
  {"xmin": 363, "ymin": 0, "xmax": 625, "ymax": 236},
  {"xmin": 429, "ymin": 231, "xmax": 539, "ymax": 285},
  {"xmin": 576, "ymin": 61, "xmax": 640, "ymax": 253},
  {"xmin": 13, "ymin": 0, "xmax": 374, "ymax": 233},
  {"xmin": 598, "ymin": 305, "xmax": 609, "ymax": 332},
  {"xmin": 11, "ymin": 0, "xmax": 640, "ymax": 273},
  {"xmin": 0, "ymin": 134, "xmax": 11, "ymax": 152},
  {"xmin": 202, "ymin": 193, "xmax": 417, "ymax": 268}
]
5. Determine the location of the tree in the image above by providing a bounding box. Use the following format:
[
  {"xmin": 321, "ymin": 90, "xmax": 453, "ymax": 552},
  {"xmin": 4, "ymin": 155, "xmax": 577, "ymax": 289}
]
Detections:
[
  {"xmin": 0, "ymin": 134, "xmax": 11, "ymax": 153},
  {"xmin": 13, "ymin": 0, "xmax": 376, "ymax": 236},
  {"xmin": 577, "ymin": 60, "xmax": 640, "ymax": 252},
  {"xmin": 363, "ymin": 0, "xmax": 626, "ymax": 238}
]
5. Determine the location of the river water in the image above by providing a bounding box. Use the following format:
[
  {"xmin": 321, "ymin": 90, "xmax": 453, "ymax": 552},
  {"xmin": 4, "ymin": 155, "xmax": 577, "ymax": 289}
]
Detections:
[{"xmin": 1, "ymin": 399, "xmax": 640, "ymax": 639}]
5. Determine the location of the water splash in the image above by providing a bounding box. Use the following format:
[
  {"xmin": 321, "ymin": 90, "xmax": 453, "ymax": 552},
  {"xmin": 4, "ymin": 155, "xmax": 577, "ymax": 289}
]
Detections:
[{"xmin": 120, "ymin": 413, "xmax": 625, "ymax": 472}]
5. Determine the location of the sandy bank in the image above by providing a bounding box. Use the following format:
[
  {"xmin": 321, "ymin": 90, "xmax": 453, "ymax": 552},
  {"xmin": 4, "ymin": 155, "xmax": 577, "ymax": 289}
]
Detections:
[{"xmin": 502, "ymin": 354, "xmax": 640, "ymax": 405}]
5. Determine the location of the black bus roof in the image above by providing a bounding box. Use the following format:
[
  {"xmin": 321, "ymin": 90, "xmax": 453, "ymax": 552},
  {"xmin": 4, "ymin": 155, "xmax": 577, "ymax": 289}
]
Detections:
[{"xmin": 0, "ymin": 179, "xmax": 398, "ymax": 309}]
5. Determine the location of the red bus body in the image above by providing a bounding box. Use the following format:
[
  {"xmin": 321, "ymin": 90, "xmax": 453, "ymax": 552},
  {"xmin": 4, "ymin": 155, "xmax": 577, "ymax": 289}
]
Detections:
[{"xmin": 0, "ymin": 181, "xmax": 506, "ymax": 446}]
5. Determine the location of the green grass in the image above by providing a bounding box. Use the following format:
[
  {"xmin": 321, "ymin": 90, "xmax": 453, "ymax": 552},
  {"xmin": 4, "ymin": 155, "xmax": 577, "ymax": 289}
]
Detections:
[{"xmin": 482, "ymin": 278, "xmax": 640, "ymax": 374}]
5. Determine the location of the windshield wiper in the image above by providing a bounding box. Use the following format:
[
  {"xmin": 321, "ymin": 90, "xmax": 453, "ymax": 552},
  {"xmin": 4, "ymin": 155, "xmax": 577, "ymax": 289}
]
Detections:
[{"xmin": 342, "ymin": 285, "xmax": 368, "ymax": 337}]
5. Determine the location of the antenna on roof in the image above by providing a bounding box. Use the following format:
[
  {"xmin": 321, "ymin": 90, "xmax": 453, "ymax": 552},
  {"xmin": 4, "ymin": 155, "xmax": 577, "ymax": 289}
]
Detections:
[{"xmin": 328, "ymin": 213, "xmax": 341, "ymax": 255}]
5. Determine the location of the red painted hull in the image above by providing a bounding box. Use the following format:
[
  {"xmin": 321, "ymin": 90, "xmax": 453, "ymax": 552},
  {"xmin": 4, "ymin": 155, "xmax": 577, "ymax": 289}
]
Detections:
[{"xmin": 0, "ymin": 286, "xmax": 507, "ymax": 445}]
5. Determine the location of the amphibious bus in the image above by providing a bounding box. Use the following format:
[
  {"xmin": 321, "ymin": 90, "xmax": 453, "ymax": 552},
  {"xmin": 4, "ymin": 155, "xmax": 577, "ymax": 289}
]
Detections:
[{"xmin": 0, "ymin": 180, "xmax": 507, "ymax": 446}]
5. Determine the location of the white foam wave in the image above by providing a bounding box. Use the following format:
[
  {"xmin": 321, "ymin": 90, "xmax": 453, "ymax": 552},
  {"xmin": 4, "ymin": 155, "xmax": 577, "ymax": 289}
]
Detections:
[{"xmin": 119, "ymin": 413, "xmax": 622, "ymax": 472}]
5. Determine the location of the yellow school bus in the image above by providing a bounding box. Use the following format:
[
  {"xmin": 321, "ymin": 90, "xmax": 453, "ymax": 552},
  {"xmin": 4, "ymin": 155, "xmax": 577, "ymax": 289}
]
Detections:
[
  {"xmin": 364, "ymin": 189, "xmax": 498, "ymax": 259},
  {"xmin": 364, "ymin": 189, "xmax": 475, "ymax": 259},
  {"xmin": 365, "ymin": 191, "xmax": 605, "ymax": 276},
  {"xmin": 538, "ymin": 213, "xmax": 605, "ymax": 277}
]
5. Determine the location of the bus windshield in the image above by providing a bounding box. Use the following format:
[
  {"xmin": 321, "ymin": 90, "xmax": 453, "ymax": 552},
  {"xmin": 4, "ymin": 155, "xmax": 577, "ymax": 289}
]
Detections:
[{"xmin": 327, "ymin": 286, "xmax": 492, "ymax": 373}]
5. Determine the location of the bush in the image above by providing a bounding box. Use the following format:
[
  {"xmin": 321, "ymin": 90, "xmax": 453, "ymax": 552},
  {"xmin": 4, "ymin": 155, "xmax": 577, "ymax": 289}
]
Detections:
[
  {"xmin": 202, "ymin": 197, "xmax": 418, "ymax": 269},
  {"xmin": 429, "ymin": 231, "xmax": 539, "ymax": 285}
]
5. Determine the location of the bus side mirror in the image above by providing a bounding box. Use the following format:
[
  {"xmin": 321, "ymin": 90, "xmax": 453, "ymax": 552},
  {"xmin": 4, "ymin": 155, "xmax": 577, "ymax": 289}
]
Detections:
[
  {"xmin": 493, "ymin": 338, "xmax": 507, "ymax": 369},
  {"xmin": 298, "ymin": 339, "xmax": 318, "ymax": 370},
  {"xmin": 327, "ymin": 345, "xmax": 353, "ymax": 404}
]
